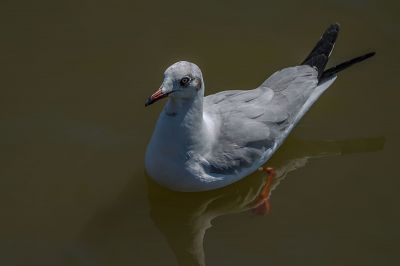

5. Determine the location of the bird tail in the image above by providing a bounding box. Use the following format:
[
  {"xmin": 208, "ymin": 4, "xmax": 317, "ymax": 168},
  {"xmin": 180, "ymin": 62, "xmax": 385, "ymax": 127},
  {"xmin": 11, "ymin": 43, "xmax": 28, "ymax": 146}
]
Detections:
[
  {"xmin": 302, "ymin": 23, "xmax": 340, "ymax": 78},
  {"xmin": 319, "ymin": 52, "xmax": 376, "ymax": 83},
  {"xmin": 302, "ymin": 23, "xmax": 375, "ymax": 84}
]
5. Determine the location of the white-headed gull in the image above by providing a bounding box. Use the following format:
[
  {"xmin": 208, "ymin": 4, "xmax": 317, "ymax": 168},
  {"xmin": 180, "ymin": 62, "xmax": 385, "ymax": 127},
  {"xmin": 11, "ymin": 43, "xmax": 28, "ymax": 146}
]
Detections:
[{"xmin": 145, "ymin": 23, "xmax": 375, "ymax": 191}]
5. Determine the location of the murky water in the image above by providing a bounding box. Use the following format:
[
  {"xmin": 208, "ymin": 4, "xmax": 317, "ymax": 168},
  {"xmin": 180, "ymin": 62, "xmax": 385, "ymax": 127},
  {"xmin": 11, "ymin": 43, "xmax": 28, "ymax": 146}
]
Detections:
[{"xmin": 1, "ymin": 0, "xmax": 399, "ymax": 265}]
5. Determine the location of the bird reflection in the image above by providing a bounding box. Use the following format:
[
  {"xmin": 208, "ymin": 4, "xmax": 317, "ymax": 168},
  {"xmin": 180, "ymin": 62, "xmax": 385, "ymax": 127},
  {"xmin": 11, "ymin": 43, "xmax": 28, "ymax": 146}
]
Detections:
[{"xmin": 148, "ymin": 136, "xmax": 385, "ymax": 266}]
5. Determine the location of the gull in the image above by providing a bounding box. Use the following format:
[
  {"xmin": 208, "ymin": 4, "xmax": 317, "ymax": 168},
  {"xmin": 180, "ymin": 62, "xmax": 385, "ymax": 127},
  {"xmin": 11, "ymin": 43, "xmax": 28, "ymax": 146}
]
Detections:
[{"xmin": 144, "ymin": 23, "xmax": 375, "ymax": 192}]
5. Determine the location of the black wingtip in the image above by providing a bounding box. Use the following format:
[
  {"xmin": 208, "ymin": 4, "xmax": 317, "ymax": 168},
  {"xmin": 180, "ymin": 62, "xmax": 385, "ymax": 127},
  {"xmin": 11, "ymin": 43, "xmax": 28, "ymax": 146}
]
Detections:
[
  {"xmin": 319, "ymin": 51, "xmax": 376, "ymax": 83},
  {"xmin": 302, "ymin": 23, "xmax": 341, "ymax": 77},
  {"xmin": 332, "ymin": 22, "xmax": 340, "ymax": 29},
  {"xmin": 362, "ymin": 51, "xmax": 376, "ymax": 59},
  {"xmin": 325, "ymin": 23, "xmax": 340, "ymax": 36}
]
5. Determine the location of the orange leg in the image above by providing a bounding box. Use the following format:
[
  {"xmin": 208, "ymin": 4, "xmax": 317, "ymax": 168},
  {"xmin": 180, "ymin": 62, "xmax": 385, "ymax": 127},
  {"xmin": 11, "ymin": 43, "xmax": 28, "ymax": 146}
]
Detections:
[{"xmin": 251, "ymin": 167, "xmax": 276, "ymax": 215}]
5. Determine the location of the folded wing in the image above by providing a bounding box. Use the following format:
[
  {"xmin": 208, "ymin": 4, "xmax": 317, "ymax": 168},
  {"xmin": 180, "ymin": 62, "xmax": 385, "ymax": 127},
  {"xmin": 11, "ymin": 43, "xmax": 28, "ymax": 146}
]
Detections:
[{"xmin": 201, "ymin": 65, "xmax": 319, "ymax": 176}]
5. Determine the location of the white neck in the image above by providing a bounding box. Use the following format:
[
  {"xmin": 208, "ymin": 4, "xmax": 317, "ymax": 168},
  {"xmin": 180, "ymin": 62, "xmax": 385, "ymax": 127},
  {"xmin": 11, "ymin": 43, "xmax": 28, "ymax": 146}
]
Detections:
[
  {"xmin": 146, "ymin": 86, "xmax": 213, "ymax": 165},
  {"xmin": 145, "ymin": 84, "xmax": 219, "ymax": 190},
  {"xmin": 162, "ymin": 92, "xmax": 205, "ymax": 151},
  {"xmin": 164, "ymin": 94, "xmax": 203, "ymax": 123}
]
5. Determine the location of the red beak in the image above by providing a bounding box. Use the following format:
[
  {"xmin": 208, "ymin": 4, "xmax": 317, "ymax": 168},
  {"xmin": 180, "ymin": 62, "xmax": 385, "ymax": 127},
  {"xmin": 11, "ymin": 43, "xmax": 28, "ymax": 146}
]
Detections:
[{"xmin": 145, "ymin": 87, "xmax": 169, "ymax": 107}]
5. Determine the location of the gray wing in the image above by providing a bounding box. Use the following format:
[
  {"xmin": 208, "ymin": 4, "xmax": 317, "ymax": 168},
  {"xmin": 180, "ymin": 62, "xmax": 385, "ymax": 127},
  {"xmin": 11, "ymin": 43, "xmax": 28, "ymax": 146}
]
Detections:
[{"xmin": 202, "ymin": 65, "xmax": 318, "ymax": 175}]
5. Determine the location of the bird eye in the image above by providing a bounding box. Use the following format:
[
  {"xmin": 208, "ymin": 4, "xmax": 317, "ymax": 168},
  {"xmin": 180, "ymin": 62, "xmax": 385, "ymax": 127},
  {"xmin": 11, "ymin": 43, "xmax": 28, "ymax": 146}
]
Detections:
[{"xmin": 180, "ymin": 77, "xmax": 190, "ymax": 87}]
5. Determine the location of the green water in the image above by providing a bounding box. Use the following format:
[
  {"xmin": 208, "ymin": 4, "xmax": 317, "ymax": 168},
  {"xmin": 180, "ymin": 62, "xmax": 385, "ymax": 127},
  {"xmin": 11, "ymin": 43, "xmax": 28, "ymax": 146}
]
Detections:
[{"xmin": 1, "ymin": 0, "xmax": 399, "ymax": 265}]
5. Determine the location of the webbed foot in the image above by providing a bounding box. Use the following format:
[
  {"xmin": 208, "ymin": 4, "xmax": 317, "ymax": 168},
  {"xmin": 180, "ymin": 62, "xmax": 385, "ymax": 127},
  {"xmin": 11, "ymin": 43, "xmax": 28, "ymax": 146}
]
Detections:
[{"xmin": 251, "ymin": 167, "xmax": 276, "ymax": 215}]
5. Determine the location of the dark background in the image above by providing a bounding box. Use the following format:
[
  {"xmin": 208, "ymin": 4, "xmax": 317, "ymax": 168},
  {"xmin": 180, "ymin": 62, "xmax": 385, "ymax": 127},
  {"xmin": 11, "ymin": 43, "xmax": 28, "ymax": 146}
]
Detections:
[{"xmin": 1, "ymin": 0, "xmax": 399, "ymax": 265}]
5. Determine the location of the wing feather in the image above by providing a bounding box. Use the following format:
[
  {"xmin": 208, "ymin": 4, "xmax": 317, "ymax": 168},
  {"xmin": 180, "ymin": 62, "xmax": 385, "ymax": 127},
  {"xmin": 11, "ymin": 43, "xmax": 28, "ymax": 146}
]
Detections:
[{"xmin": 201, "ymin": 65, "xmax": 318, "ymax": 175}]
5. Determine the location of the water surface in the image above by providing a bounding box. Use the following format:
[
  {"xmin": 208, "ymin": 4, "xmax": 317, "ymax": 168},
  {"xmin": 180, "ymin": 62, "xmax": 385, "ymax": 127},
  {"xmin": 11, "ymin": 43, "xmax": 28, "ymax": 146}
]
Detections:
[{"xmin": 1, "ymin": 0, "xmax": 399, "ymax": 265}]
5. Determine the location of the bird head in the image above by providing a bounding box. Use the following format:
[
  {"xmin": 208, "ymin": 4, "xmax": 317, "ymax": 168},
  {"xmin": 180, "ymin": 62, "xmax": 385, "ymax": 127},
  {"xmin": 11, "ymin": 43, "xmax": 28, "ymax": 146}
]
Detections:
[{"xmin": 145, "ymin": 61, "xmax": 204, "ymax": 106}]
